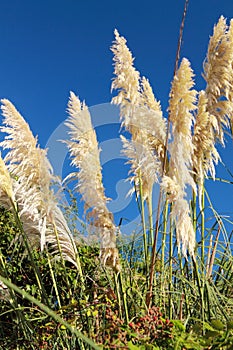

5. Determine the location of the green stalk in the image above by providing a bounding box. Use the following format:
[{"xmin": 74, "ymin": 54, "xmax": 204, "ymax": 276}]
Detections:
[
  {"xmin": 192, "ymin": 188, "xmax": 197, "ymax": 234},
  {"xmin": 161, "ymin": 199, "xmax": 169, "ymax": 273},
  {"xmin": 178, "ymin": 254, "xmax": 190, "ymax": 320},
  {"xmin": 46, "ymin": 250, "xmax": 62, "ymax": 309},
  {"xmin": 114, "ymin": 272, "xmax": 122, "ymax": 319},
  {"xmin": 192, "ymin": 257, "xmax": 205, "ymax": 333},
  {"xmin": 63, "ymin": 223, "xmax": 84, "ymax": 283},
  {"xmin": 147, "ymin": 193, "xmax": 154, "ymax": 249},
  {"xmin": 113, "ymin": 271, "xmax": 129, "ymax": 323},
  {"xmin": 215, "ymin": 230, "xmax": 233, "ymax": 285},
  {"xmin": 206, "ymin": 234, "xmax": 213, "ymax": 279},
  {"xmin": 52, "ymin": 221, "xmax": 74, "ymax": 299},
  {"xmin": 160, "ymin": 199, "xmax": 169, "ymax": 307},
  {"xmin": 74, "ymin": 250, "xmax": 84, "ymax": 284},
  {"xmin": 138, "ymin": 175, "xmax": 148, "ymax": 273},
  {"xmin": 200, "ymin": 181, "xmax": 205, "ymax": 285},
  {"xmin": 118, "ymin": 272, "xmax": 129, "ymax": 324},
  {"xmin": 168, "ymin": 211, "xmax": 173, "ymax": 319}
]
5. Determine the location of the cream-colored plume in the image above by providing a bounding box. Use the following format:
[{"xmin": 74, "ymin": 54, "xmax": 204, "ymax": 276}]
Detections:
[
  {"xmin": 168, "ymin": 58, "xmax": 196, "ymax": 192},
  {"xmin": 65, "ymin": 92, "xmax": 120, "ymax": 271},
  {"xmin": 0, "ymin": 153, "xmax": 15, "ymax": 208},
  {"xmin": 111, "ymin": 29, "xmax": 166, "ymax": 201},
  {"xmin": 120, "ymin": 135, "xmax": 161, "ymax": 200},
  {"xmin": 111, "ymin": 29, "xmax": 141, "ymax": 129},
  {"xmin": 193, "ymin": 91, "xmax": 220, "ymax": 193},
  {"xmin": 0, "ymin": 99, "xmax": 78, "ymax": 267},
  {"xmin": 162, "ymin": 58, "xmax": 197, "ymax": 257},
  {"xmin": 227, "ymin": 19, "xmax": 233, "ymax": 109},
  {"xmin": 203, "ymin": 16, "xmax": 233, "ymax": 143},
  {"xmin": 140, "ymin": 77, "xmax": 162, "ymax": 112}
]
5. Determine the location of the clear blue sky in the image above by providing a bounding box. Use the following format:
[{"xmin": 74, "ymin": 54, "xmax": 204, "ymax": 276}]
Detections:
[{"xmin": 1, "ymin": 0, "xmax": 233, "ymax": 233}]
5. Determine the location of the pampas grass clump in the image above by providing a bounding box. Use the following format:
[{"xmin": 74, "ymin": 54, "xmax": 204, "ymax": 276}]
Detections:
[
  {"xmin": 0, "ymin": 99, "xmax": 79, "ymax": 267},
  {"xmin": 0, "ymin": 12, "xmax": 233, "ymax": 349}
]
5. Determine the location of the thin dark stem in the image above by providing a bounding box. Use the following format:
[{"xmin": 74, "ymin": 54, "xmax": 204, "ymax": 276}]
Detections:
[
  {"xmin": 174, "ymin": 0, "xmax": 189, "ymax": 74},
  {"xmin": 146, "ymin": 0, "xmax": 189, "ymax": 308}
]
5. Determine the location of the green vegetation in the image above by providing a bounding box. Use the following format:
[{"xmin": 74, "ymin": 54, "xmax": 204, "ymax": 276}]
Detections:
[{"xmin": 0, "ymin": 201, "xmax": 232, "ymax": 349}]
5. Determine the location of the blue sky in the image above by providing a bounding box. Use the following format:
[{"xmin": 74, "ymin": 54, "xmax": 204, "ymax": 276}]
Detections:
[{"xmin": 1, "ymin": 0, "xmax": 233, "ymax": 233}]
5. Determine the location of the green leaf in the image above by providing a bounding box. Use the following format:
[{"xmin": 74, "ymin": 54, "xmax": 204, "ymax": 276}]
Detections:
[
  {"xmin": 172, "ymin": 319, "xmax": 186, "ymax": 332},
  {"xmin": 211, "ymin": 319, "xmax": 225, "ymax": 331},
  {"xmin": 205, "ymin": 330, "xmax": 220, "ymax": 338},
  {"xmin": 127, "ymin": 342, "xmax": 141, "ymax": 350}
]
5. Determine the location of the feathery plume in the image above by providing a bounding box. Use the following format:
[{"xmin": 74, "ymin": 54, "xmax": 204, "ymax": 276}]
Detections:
[
  {"xmin": 140, "ymin": 77, "xmax": 161, "ymax": 112},
  {"xmin": 111, "ymin": 30, "xmax": 166, "ymax": 140},
  {"xmin": 65, "ymin": 92, "xmax": 120, "ymax": 271},
  {"xmin": 121, "ymin": 135, "xmax": 161, "ymax": 200},
  {"xmin": 111, "ymin": 30, "xmax": 166, "ymax": 201},
  {"xmin": 140, "ymin": 77, "xmax": 166, "ymax": 162},
  {"xmin": 168, "ymin": 58, "xmax": 196, "ymax": 191},
  {"xmin": 162, "ymin": 58, "xmax": 197, "ymax": 256},
  {"xmin": 0, "ymin": 154, "xmax": 15, "ymax": 208},
  {"xmin": 203, "ymin": 16, "xmax": 233, "ymax": 143},
  {"xmin": 226, "ymin": 19, "xmax": 233, "ymax": 132},
  {"xmin": 111, "ymin": 29, "xmax": 141, "ymax": 129},
  {"xmin": 193, "ymin": 91, "xmax": 220, "ymax": 191},
  {"xmin": 0, "ymin": 99, "xmax": 78, "ymax": 267}
]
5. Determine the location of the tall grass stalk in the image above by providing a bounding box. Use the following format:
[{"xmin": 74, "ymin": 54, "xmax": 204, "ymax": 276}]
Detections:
[
  {"xmin": 160, "ymin": 199, "xmax": 169, "ymax": 308},
  {"xmin": 201, "ymin": 182, "xmax": 206, "ymax": 284},
  {"xmin": 207, "ymin": 227, "xmax": 220, "ymax": 279},
  {"xmin": 113, "ymin": 272, "xmax": 123, "ymax": 319},
  {"xmin": 147, "ymin": 194, "xmax": 154, "ymax": 249},
  {"xmin": 206, "ymin": 233, "xmax": 213, "ymax": 278},
  {"xmin": 168, "ymin": 213, "xmax": 174, "ymax": 319},
  {"xmin": 138, "ymin": 175, "xmax": 149, "ymax": 272},
  {"xmin": 192, "ymin": 188, "xmax": 197, "ymax": 233},
  {"xmin": 215, "ymin": 230, "xmax": 233, "ymax": 285},
  {"xmin": 117, "ymin": 272, "xmax": 129, "ymax": 324},
  {"xmin": 192, "ymin": 257, "xmax": 205, "ymax": 333},
  {"xmin": 46, "ymin": 250, "xmax": 62, "ymax": 310},
  {"xmin": 52, "ymin": 221, "xmax": 73, "ymax": 299},
  {"xmin": 177, "ymin": 254, "xmax": 190, "ymax": 321},
  {"xmin": 161, "ymin": 199, "xmax": 169, "ymax": 273}
]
